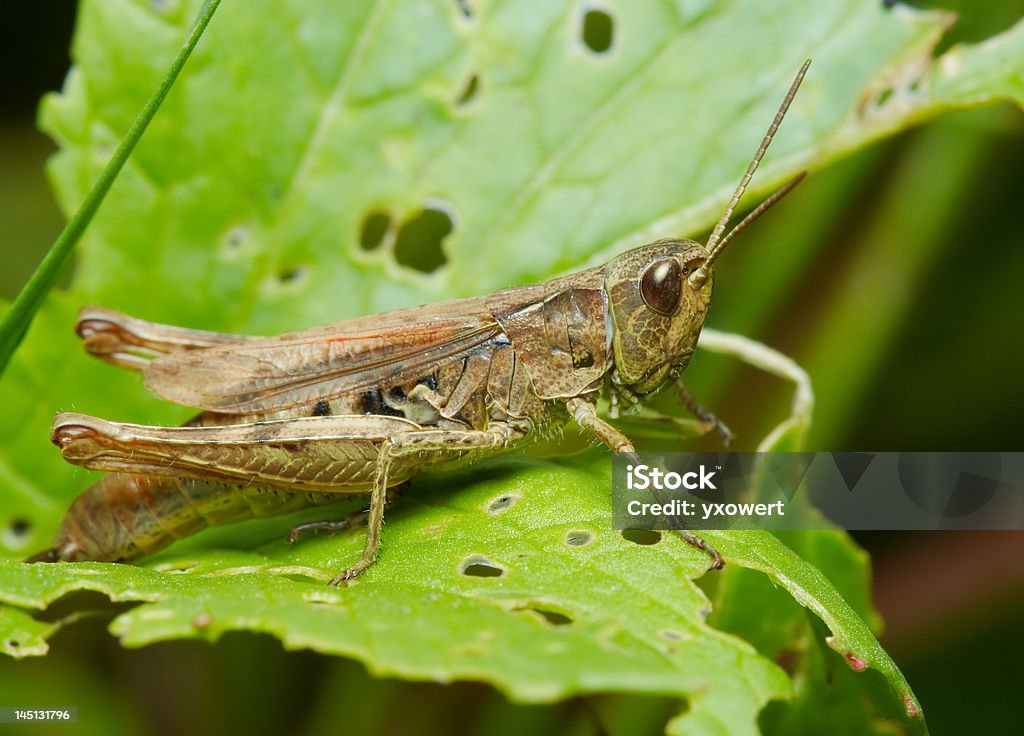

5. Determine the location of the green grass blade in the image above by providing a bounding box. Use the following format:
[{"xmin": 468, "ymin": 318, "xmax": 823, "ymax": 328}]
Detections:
[{"xmin": 0, "ymin": 0, "xmax": 222, "ymax": 376}]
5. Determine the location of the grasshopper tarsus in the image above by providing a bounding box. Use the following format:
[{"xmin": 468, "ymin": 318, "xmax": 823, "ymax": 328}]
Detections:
[
  {"xmin": 330, "ymin": 558, "xmax": 374, "ymax": 586},
  {"xmin": 706, "ymin": 420, "xmax": 735, "ymax": 448},
  {"xmin": 676, "ymin": 530, "xmax": 725, "ymax": 570},
  {"xmin": 709, "ymin": 549, "xmax": 726, "ymax": 571}
]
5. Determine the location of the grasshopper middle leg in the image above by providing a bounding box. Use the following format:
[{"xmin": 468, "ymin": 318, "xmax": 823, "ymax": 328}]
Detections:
[{"xmin": 332, "ymin": 423, "xmax": 523, "ymax": 584}]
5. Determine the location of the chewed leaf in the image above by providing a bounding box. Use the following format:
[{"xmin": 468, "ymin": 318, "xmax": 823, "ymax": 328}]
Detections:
[
  {"xmin": 0, "ymin": 604, "xmax": 50, "ymax": 658},
  {"xmin": 1, "ymin": 454, "xmax": 922, "ymax": 734},
  {"xmin": 703, "ymin": 530, "xmax": 926, "ymax": 734}
]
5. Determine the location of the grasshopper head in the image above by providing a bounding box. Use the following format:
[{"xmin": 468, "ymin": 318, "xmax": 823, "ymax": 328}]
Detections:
[
  {"xmin": 603, "ymin": 60, "xmax": 812, "ymax": 398},
  {"xmin": 604, "ymin": 239, "xmax": 713, "ymax": 395}
]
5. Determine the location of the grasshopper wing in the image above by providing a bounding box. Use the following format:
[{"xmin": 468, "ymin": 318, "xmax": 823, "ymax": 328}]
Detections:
[{"xmin": 142, "ymin": 297, "xmax": 505, "ymax": 414}]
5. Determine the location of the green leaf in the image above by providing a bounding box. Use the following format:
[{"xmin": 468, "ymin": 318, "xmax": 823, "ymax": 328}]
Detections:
[
  {"xmin": 0, "ymin": 453, "xmax": 927, "ymax": 735},
  {"xmin": 3, "ymin": 0, "xmax": 1022, "ymax": 731},
  {"xmin": 928, "ymin": 16, "xmax": 1024, "ymax": 108},
  {"xmin": 0, "ymin": 604, "xmax": 50, "ymax": 658},
  {"xmin": 704, "ymin": 530, "xmax": 922, "ymax": 735}
]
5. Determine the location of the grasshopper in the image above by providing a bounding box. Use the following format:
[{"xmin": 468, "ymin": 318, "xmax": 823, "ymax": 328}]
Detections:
[{"xmin": 33, "ymin": 62, "xmax": 811, "ymax": 585}]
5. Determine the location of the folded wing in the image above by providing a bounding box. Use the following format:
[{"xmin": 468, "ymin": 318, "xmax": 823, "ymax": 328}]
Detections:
[{"xmin": 143, "ymin": 298, "xmax": 505, "ymax": 414}]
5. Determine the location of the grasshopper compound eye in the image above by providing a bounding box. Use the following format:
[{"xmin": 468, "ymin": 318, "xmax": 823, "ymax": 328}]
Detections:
[{"xmin": 640, "ymin": 258, "xmax": 683, "ymax": 315}]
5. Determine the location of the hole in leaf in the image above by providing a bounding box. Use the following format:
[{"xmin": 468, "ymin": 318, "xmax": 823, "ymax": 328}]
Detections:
[
  {"xmin": 460, "ymin": 555, "xmax": 504, "ymax": 577},
  {"xmin": 463, "ymin": 562, "xmax": 504, "ymax": 578},
  {"xmin": 581, "ymin": 7, "xmax": 614, "ymax": 54},
  {"xmin": 456, "ymin": 73, "xmax": 480, "ymax": 106},
  {"xmin": 621, "ymin": 529, "xmax": 661, "ymax": 545},
  {"xmin": 454, "ymin": 0, "xmax": 473, "ymax": 20},
  {"xmin": 2, "ymin": 518, "xmax": 32, "ymax": 550},
  {"xmin": 564, "ymin": 529, "xmax": 593, "ymax": 547},
  {"xmin": 487, "ymin": 494, "xmax": 519, "ymax": 514},
  {"xmin": 277, "ymin": 265, "xmax": 308, "ymax": 285},
  {"xmin": 394, "ymin": 205, "xmax": 453, "ymax": 273},
  {"xmin": 6, "ymin": 639, "xmax": 19, "ymax": 648},
  {"xmin": 875, "ymin": 86, "xmax": 894, "ymax": 107},
  {"xmin": 220, "ymin": 224, "xmax": 250, "ymax": 257},
  {"xmin": 359, "ymin": 211, "xmax": 391, "ymax": 251},
  {"xmin": 516, "ymin": 604, "xmax": 574, "ymax": 626}
]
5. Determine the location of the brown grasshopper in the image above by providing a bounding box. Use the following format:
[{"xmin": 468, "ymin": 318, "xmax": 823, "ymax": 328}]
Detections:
[{"xmin": 33, "ymin": 62, "xmax": 811, "ymax": 585}]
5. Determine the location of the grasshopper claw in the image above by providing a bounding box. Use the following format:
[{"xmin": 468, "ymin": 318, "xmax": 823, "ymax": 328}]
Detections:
[
  {"xmin": 330, "ymin": 560, "xmax": 372, "ymax": 586},
  {"xmin": 677, "ymin": 529, "xmax": 725, "ymax": 570}
]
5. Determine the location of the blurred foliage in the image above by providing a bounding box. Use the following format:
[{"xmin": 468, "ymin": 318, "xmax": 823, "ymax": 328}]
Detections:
[{"xmin": 0, "ymin": 1, "xmax": 1022, "ymax": 735}]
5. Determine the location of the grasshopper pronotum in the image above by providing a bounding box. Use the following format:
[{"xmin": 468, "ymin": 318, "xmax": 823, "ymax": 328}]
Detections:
[{"xmin": 33, "ymin": 62, "xmax": 811, "ymax": 585}]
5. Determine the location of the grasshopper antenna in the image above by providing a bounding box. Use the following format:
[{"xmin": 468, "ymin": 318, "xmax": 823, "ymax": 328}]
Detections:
[
  {"xmin": 689, "ymin": 59, "xmax": 811, "ymax": 289},
  {"xmin": 706, "ymin": 170, "xmax": 807, "ymax": 260}
]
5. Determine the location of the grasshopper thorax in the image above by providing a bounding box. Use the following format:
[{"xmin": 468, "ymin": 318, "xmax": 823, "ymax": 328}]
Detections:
[{"xmin": 604, "ymin": 238, "xmax": 712, "ymax": 396}]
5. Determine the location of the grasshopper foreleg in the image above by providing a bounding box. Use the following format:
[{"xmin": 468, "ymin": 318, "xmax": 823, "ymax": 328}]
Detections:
[
  {"xmin": 566, "ymin": 397, "xmax": 724, "ymax": 571},
  {"xmin": 675, "ymin": 380, "xmax": 734, "ymax": 446}
]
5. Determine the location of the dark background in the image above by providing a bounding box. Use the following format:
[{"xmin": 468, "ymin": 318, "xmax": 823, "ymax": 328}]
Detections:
[{"xmin": 1, "ymin": 2, "xmax": 1022, "ymax": 734}]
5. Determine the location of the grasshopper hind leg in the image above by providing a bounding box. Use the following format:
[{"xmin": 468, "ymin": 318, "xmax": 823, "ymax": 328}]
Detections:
[{"xmin": 75, "ymin": 306, "xmax": 248, "ymax": 370}]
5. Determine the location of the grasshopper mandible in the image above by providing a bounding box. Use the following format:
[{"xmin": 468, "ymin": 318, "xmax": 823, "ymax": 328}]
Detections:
[{"xmin": 33, "ymin": 61, "xmax": 811, "ymax": 585}]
